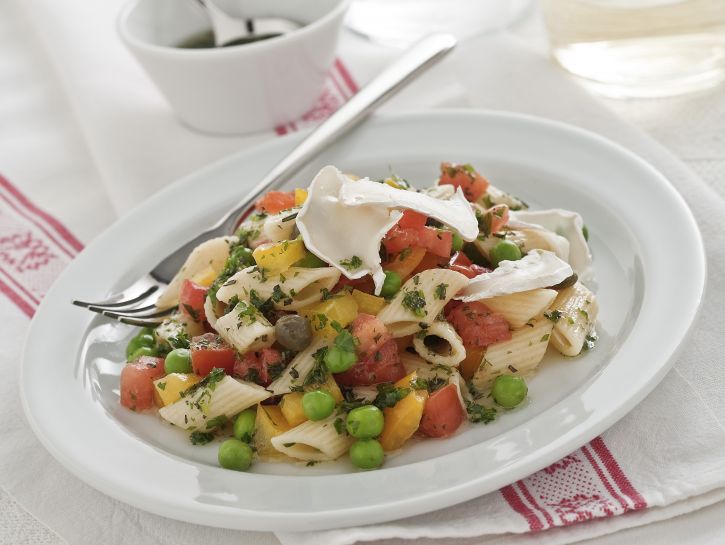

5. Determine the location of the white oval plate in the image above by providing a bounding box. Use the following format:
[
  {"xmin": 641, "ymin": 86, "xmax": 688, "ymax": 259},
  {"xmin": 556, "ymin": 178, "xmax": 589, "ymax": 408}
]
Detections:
[{"xmin": 21, "ymin": 111, "xmax": 705, "ymax": 531}]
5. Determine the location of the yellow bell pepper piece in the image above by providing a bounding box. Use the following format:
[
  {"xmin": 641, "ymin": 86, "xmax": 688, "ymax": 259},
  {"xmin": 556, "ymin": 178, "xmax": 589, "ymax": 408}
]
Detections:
[
  {"xmin": 279, "ymin": 374, "xmax": 344, "ymax": 427},
  {"xmin": 153, "ymin": 373, "xmax": 202, "ymax": 407},
  {"xmin": 351, "ymin": 289, "xmax": 386, "ymax": 315},
  {"xmin": 294, "ymin": 188, "xmax": 308, "ymax": 206},
  {"xmin": 384, "ymin": 246, "xmax": 426, "ymax": 280},
  {"xmin": 299, "ymin": 293, "xmax": 359, "ymax": 338},
  {"xmin": 252, "ymin": 239, "xmax": 306, "ymax": 274},
  {"xmin": 190, "ymin": 266, "xmax": 218, "ymax": 287},
  {"xmin": 254, "ymin": 405, "xmax": 292, "ymax": 459},
  {"xmin": 379, "ymin": 372, "xmax": 428, "ymax": 452}
]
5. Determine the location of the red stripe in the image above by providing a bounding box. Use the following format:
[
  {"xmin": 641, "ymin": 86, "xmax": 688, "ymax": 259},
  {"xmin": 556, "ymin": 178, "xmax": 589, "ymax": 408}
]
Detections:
[
  {"xmin": 0, "ymin": 266, "xmax": 41, "ymax": 305},
  {"xmin": 500, "ymin": 484, "xmax": 544, "ymax": 531},
  {"xmin": 0, "ymin": 275, "xmax": 35, "ymax": 317},
  {"xmin": 328, "ymin": 68, "xmax": 351, "ymax": 100},
  {"xmin": 590, "ymin": 437, "xmax": 647, "ymax": 509},
  {"xmin": 0, "ymin": 174, "xmax": 83, "ymax": 252},
  {"xmin": 517, "ymin": 481, "xmax": 556, "ymax": 528},
  {"xmin": 0, "ymin": 191, "xmax": 76, "ymax": 260},
  {"xmin": 275, "ymin": 124, "xmax": 288, "ymax": 136},
  {"xmin": 581, "ymin": 445, "xmax": 629, "ymax": 513},
  {"xmin": 334, "ymin": 58, "xmax": 359, "ymax": 94}
]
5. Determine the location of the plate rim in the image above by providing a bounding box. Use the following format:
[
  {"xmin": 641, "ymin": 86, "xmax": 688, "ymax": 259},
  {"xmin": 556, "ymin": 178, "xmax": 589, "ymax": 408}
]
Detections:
[{"xmin": 20, "ymin": 109, "xmax": 706, "ymax": 531}]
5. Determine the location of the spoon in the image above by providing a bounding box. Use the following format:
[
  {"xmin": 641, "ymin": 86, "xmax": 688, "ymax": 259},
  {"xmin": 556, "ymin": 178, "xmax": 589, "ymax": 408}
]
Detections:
[{"xmin": 195, "ymin": 0, "xmax": 300, "ymax": 47}]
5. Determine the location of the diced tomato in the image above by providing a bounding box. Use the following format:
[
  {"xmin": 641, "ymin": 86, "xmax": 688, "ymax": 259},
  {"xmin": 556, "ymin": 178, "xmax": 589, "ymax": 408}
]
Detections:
[
  {"xmin": 351, "ymin": 313, "xmax": 391, "ymax": 358},
  {"xmin": 438, "ymin": 162, "xmax": 489, "ymax": 202},
  {"xmin": 448, "ymin": 252, "xmax": 490, "ymax": 279},
  {"xmin": 412, "ymin": 252, "xmax": 448, "ymax": 275},
  {"xmin": 234, "ymin": 347, "xmax": 284, "ymax": 386},
  {"xmin": 120, "ymin": 356, "xmax": 165, "ymax": 411},
  {"xmin": 398, "ymin": 210, "xmax": 428, "ymax": 230},
  {"xmin": 487, "ymin": 204, "xmax": 509, "ymax": 234},
  {"xmin": 419, "ymin": 384, "xmax": 466, "ymax": 438},
  {"xmin": 384, "ymin": 226, "xmax": 452, "ymax": 258},
  {"xmin": 179, "ymin": 279, "xmax": 208, "ymax": 322},
  {"xmin": 334, "ymin": 339, "xmax": 406, "ymax": 386},
  {"xmin": 255, "ymin": 191, "xmax": 295, "ymax": 214},
  {"xmin": 190, "ymin": 333, "xmax": 236, "ymax": 377},
  {"xmin": 334, "ymin": 275, "xmax": 375, "ymax": 294},
  {"xmin": 445, "ymin": 301, "xmax": 511, "ymax": 348}
]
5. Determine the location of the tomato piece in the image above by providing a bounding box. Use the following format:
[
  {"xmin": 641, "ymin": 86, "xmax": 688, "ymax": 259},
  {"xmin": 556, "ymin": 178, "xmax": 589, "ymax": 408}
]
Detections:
[
  {"xmin": 350, "ymin": 313, "xmax": 391, "ymax": 358},
  {"xmin": 179, "ymin": 279, "xmax": 208, "ymax": 322},
  {"xmin": 398, "ymin": 210, "xmax": 428, "ymax": 230},
  {"xmin": 438, "ymin": 162, "xmax": 489, "ymax": 202},
  {"xmin": 234, "ymin": 347, "xmax": 284, "ymax": 386},
  {"xmin": 384, "ymin": 226, "xmax": 452, "ymax": 259},
  {"xmin": 190, "ymin": 333, "xmax": 236, "ymax": 376},
  {"xmin": 419, "ymin": 384, "xmax": 466, "ymax": 438},
  {"xmin": 488, "ymin": 204, "xmax": 509, "ymax": 234},
  {"xmin": 412, "ymin": 252, "xmax": 448, "ymax": 275},
  {"xmin": 334, "ymin": 275, "xmax": 375, "ymax": 294},
  {"xmin": 334, "ymin": 339, "xmax": 406, "ymax": 386},
  {"xmin": 120, "ymin": 356, "xmax": 165, "ymax": 411},
  {"xmin": 255, "ymin": 190, "xmax": 295, "ymax": 214},
  {"xmin": 445, "ymin": 301, "xmax": 511, "ymax": 348},
  {"xmin": 383, "ymin": 246, "xmax": 426, "ymax": 279},
  {"xmin": 448, "ymin": 252, "xmax": 490, "ymax": 279}
]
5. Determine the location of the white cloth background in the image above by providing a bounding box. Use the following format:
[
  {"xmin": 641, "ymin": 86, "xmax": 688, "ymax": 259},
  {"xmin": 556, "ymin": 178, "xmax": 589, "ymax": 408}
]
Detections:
[{"xmin": 2, "ymin": 0, "xmax": 725, "ymax": 544}]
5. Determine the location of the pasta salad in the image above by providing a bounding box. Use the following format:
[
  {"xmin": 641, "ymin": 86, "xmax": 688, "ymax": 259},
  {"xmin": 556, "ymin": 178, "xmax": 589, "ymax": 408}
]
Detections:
[{"xmin": 119, "ymin": 163, "xmax": 598, "ymax": 472}]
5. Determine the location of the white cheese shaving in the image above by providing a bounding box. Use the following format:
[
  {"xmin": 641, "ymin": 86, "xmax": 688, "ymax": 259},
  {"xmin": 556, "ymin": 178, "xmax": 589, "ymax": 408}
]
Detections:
[
  {"xmin": 456, "ymin": 250, "xmax": 573, "ymax": 301},
  {"xmin": 339, "ymin": 179, "xmax": 479, "ymax": 241},
  {"xmin": 296, "ymin": 166, "xmax": 402, "ymax": 294},
  {"xmin": 509, "ymin": 209, "xmax": 593, "ymax": 283}
]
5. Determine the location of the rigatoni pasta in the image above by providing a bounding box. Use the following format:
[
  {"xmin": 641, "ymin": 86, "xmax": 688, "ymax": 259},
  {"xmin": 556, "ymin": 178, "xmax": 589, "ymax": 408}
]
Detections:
[{"xmin": 548, "ymin": 282, "xmax": 598, "ymax": 357}]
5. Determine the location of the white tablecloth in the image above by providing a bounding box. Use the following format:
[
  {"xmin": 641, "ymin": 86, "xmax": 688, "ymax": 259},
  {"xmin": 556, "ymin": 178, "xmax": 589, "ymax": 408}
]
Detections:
[{"xmin": 2, "ymin": 0, "xmax": 725, "ymax": 543}]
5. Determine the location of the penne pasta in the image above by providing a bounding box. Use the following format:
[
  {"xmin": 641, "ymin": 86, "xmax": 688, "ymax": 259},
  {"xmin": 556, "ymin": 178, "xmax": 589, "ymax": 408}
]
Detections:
[
  {"xmin": 215, "ymin": 266, "xmax": 341, "ymax": 311},
  {"xmin": 548, "ymin": 282, "xmax": 599, "ymax": 357},
  {"xmin": 213, "ymin": 301, "xmax": 275, "ymax": 353},
  {"xmin": 271, "ymin": 415, "xmax": 353, "ymax": 461},
  {"xmin": 159, "ymin": 375, "xmax": 271, "ymax": 430},
  {"xmin": 471, "ymin": 318, "xmax": 554, "ymax": 390},
  {"xmin": 480, "ymin": 288, "xmax": 558, "ymax": 328},
  {"xmin": 377, "ymin": 269, "xmax": 469, "ymax": 337},
  {"xmin": 411, "ymin": 320, "xmax": 466, "ymax": 367},
  {"xmin": 267, "ymin": 337, "xmax": 328, "ymax": 395},
  {"xmin": 155, "ymin": 311, "xmax": 204, "ymax": 345},
  {"xmin": 156, "ymin": 236, "xmax": 237, "ymax": 308}
]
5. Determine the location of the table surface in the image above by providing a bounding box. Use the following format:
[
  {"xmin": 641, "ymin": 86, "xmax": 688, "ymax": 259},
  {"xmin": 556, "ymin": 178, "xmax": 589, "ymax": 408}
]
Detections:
[{"xmin": 3, "ymin": 1, "xmax": 725, "ymax": 543}]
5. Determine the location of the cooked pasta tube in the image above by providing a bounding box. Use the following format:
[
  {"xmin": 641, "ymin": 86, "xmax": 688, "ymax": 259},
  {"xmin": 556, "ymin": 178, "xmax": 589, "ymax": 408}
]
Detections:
[
  {"xmin": 271, "ymin": 416, "xmax": 353, "ymax": 461},
  {"xmin": 548, "ymin": 282, "xmax": 598, "ymax": 357},
  {"xmin": 267, "ymin": 337, "xmax": 328, "ymax": 395},
  {"xmin": 481, "ymin": 288, "xmax": 557, "ymax": 328},
  {"xmin": 213, "ymin": 301, "xmax": 275, "ymax": 353},
  {"xmin": 377, "ymin": 269, "xmax": 468, "ymax": 337},
  {"xmin": 411, "ymin": 320, "xmax": 466, "ymax": 367}
]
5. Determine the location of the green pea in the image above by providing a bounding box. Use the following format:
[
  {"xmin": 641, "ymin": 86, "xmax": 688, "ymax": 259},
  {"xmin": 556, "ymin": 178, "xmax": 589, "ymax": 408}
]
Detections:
[
  {"xmin": 302, "ymin": 390, "xmax": 336, "ymax": 421},
  {"xmin": 324, "ymin": 346, "xmax": 357, "ymax": 374},
  {"xmin": 582, "ymin": 225, "xmax": 589, "ymax": 241},
  {"xmin": 128, "ymin": 345, "xmax": 157, "ymax": 361},
  {"xmin": 125, "ymin": 332, "xmax": 155, "ymax": 358},
  {"xmin": 294, "ymin": 251, "xmax": 327, "ymax": 268},
  {"xmin": 349, "ymin": 439, "xmax": 384, "ymax": 470},
  {"xmin": 346, "ymin": 405, "xmax": 384, "ymax": 439},
  {"xmin": 491, "ymin": 375, "xmax": 528, "ymax": 408},
  {"xmin": 139, "ymin": 327, "xmax": 156, "ymax": 338},
  {"xmin": 218, "ymin": 439, "xmax": 253, "ymax": 471},
  {"xmin": 490, "ymin": 240, "xmax": 522, "ymax": 267},
  {"xmin": 451, "ymin": 232, "xmax": 464, "ymax": 253},
  {"xmin": 233, "ymin": 408, "xmax": 256, "ymax": 442},
  {"xmin": 164, "ymin": 348, "xmax": 192, "ymax": 374},
  {"xmin": 380, "ymin": 270, "xmax": 402, "ymax": 299}
]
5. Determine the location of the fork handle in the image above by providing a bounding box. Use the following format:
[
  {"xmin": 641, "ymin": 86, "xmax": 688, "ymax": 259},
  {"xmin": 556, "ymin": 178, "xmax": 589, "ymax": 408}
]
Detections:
[{"xmin": 215, "ymin": 33, "xmax": 457, "ymax": 234}]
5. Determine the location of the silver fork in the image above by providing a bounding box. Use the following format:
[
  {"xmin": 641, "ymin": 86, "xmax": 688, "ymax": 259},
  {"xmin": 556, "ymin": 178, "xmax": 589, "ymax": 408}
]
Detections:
[{"xmin": 72, "ymin": 34, "xmax": 457, "ymax": 327}]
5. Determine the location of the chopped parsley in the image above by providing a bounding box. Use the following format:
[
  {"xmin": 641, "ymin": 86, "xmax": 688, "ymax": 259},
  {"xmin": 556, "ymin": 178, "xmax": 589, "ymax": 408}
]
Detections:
[
  {"xmin": 434, "ymin": 283, "xmax": 448, "ymax": 300},
  {"xmin": 339, "ymin": 255, "xmax": 363, "ymax": 271},
  {"xmin": 205, "ymin": 415, "xmax": 229, "ymax": 430},
  {"xmin": 373, "ymin": 383, "xmax": 411, "ymax": 409},
  {"xmin": 190, "ymin": 431, "xmax": 215, "ymax": 445},
  {"xmin": 402, "ymin": 289, "xmax": 427, "ymax": 317},
  {"xmin": 466, "ymin": 401, "xmax": 497, "ymax": 424},
  {"xmin": 544, "ymin": 309, "xmax": 563, "ymax": 322},
  {"xmin": 304, "ymin": 347, "xmax": 329, "ymax": 386},
  {"xmin": 398, "ymin": 247, "xmax": 412, "ymax": 261},
  {"xmin": 582, "ymin": 332, "xmax": 598, "ymax": 351}
]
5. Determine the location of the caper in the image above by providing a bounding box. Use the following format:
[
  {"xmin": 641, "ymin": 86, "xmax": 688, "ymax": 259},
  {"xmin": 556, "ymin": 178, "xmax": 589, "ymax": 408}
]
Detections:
[
  {"xmin": 548, "ymin": 272, "xmax": 578, "ymax": 290},
  {"xmin": 275, "ymin": 315, "xmax": 312, "ymax": 351}
]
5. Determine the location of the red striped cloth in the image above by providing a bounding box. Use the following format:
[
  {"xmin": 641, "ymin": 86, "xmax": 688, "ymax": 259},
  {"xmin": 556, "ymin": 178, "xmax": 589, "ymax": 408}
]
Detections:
[{"xmin": 1, "ymin": 57, "xmax": 647, "ymax": 535}]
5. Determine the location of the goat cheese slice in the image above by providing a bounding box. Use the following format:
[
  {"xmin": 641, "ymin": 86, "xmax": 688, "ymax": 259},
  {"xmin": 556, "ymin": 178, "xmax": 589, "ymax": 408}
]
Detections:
[
  {"xmin": 339, "ymin": 179, "xmax": 479, "ymax": 241},
  {"xmin": 456, "ymin": 250, "xmax": 573, "ymax": 301},
  {"xmin": 296, "ymin": 166, "xmax": 402, "ymax": 294}
]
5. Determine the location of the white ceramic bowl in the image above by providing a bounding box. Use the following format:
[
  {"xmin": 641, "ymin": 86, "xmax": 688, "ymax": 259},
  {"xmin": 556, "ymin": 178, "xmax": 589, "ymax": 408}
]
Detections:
[{"xmin": 118, "ymin": 0, "xmax": 349, "ymax": 134}]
